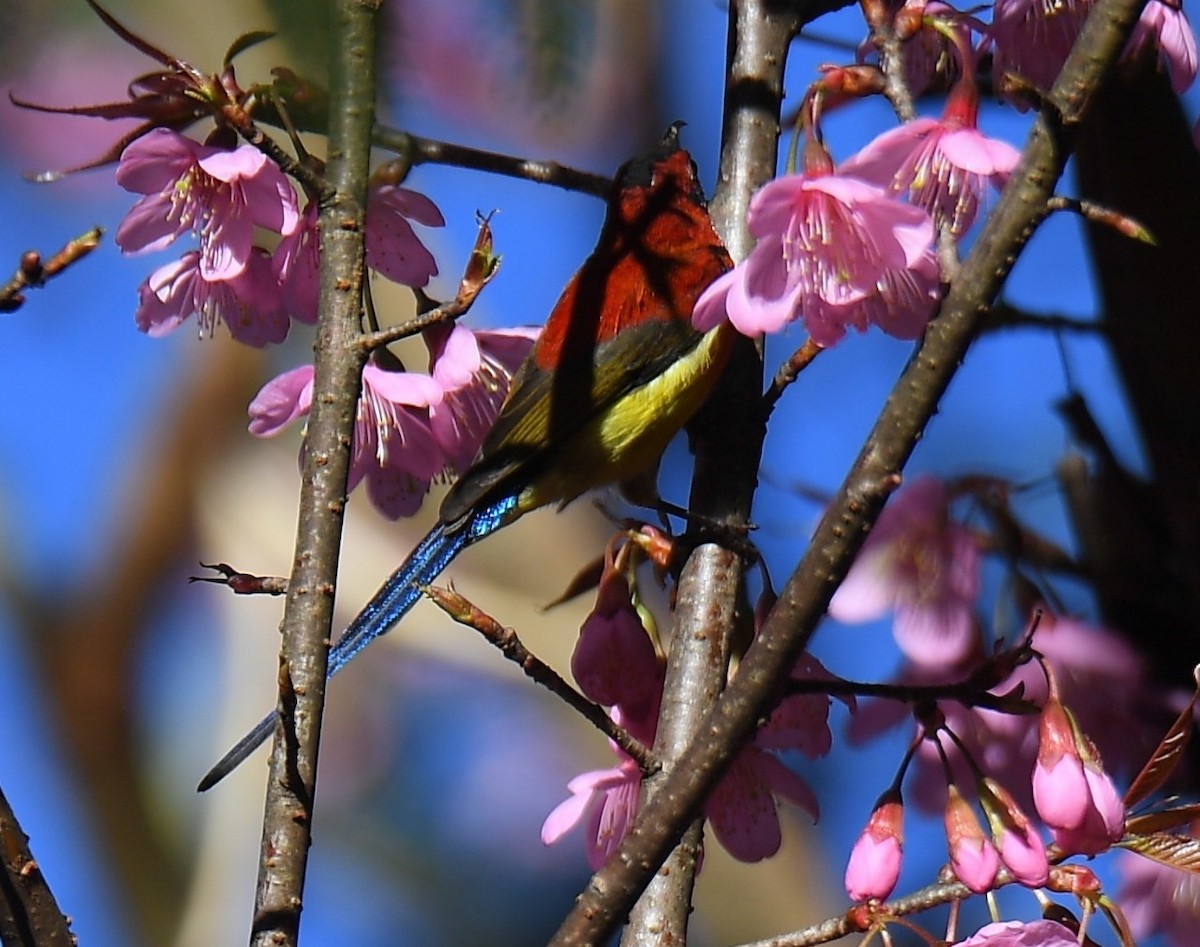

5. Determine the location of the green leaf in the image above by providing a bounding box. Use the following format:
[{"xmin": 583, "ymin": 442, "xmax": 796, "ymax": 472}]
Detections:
[{"xmin": 1121, "ymin": 831, "xmax": 1200, "ymax": 873}]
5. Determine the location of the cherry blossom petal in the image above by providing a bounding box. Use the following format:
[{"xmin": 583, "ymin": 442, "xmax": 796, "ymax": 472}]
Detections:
[
  {"xmin": 938, "ymin": 129, "xmax": 1021, "ymax": 177},
  {"xmin": 706, "ymin": 751, "xmax": 786, "ymax": 862},
  {"xmin": 957, "ymin": 919, "xmax": 1080, "ymax": 946},
  {"xmin": 248, "ymin": 365, "xmax": 315, "ymax": 436},
  {"xmin": 366, "ymin": 185, "xmax": 443, "ymax": 288}
]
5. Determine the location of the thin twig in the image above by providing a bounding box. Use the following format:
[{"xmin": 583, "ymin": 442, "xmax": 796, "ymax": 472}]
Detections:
[
  {"xmin": 223, "ymin": 100, "xmax": 334, "ymax": 203},
  {"xmin": 0, "ymin": 228, "xmax": 102, "ymax": 313},
  {"xmin": 734, "ymin": 855, "xmax": 1089, "ymax": 947},
  {"xmin": 764, "ymin": 338, "xmax": 823, "ymax": 413},
  {"xmin": 189, "ymin": 562, "xmax": 288, "ymax": 596},
  {"xmin": 1046, "ymin": 195, "xmax": 1154, "ymax": 243},
  {"xmin": 356, "ymin": 213, "xmax": 501, "ymax": 351},
  {"xmin": 734, "ymin": 878, "xmax": 974, "ymax": 947},
  {"xmin": 372, "ymin": 125, "xmax": 613, "ymax": 198},
  {"xmin": 980, "ymin": 301, "xmax": 1106, "ymax": 335},
  {"xmin": 424, "ymin": 585, "xmax": 657, "ymax": 773},
  {"xmin": 783, "ymin": 669, "xmax": 1038, "ymax": 714}
]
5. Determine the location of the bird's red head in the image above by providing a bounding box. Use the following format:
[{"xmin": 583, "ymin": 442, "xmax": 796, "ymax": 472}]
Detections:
[{"xmin": 532, "ymin": 125, "xmax": 732, "ymax": 369}]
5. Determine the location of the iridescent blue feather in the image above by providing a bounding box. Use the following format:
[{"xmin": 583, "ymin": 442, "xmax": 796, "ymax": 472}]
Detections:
[{"xmin": 197, "ymin": 494, "xmax": 519, "ymax": 791}]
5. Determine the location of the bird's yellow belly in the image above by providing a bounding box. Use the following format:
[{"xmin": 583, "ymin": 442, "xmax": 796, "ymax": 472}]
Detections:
[{"xmin": 518, "ymin": 323, "xmax": 730, "ymax": 511}]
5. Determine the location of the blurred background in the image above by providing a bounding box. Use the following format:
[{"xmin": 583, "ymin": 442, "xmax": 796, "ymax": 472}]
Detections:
[{"xmin": 0, "ymin": 1, "xmax": 1195, "ymax": 944}]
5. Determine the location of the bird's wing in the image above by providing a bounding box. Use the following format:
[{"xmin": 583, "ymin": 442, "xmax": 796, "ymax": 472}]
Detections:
[{"xmin": 438, "ymin": 307, "xmax": 706, "ymax": 526}]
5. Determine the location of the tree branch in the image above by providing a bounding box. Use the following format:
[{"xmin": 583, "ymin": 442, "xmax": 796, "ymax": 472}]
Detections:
[
  {"xmin": 618, "ymin": 1, "xmax": 803, "ymax": 944},
  {"xmin": 249, "ymin": 3, "xmax": 378, "ymax": 945},
  {"xmin": 0, "ymin": 785, "xmax": 75, "ymax": 947}
]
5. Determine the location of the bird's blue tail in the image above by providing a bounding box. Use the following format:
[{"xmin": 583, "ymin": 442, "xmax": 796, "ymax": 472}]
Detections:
[{"xmin": 197, "ymin": 495, "xmax": 519, "ymax": 791}]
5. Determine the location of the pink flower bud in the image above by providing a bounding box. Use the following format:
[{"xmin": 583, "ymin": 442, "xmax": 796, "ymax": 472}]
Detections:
[
  {"xmin": 1049, "ymin": 763, "xmax": 1125, "ymax": 855},
  {"xmin": 978, "ymin": 778, "xmax": 1048, "ymax": 887},
  {"xmin": 844, "ymin": 790, "xmax": 904, "ymax": 902},
  {"xmin": 571, "ymin": 565, "xmax": 661, "ymax": 740},
  {"xmin": 944, "ymin": 785, "xmax": 999, "ymax": 893},
  {"xmin": 1032, "ymin": 696, "xmax": 1091, "ymax": 829},
  {"xmin": 1032, "ymin": 694, "xmax": 1125, "ymax": 855}
]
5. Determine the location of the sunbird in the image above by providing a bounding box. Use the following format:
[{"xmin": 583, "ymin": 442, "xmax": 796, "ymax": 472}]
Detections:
[{"xmin": 199, "ymin": 126, "xmax": 735, "ymax": 791}]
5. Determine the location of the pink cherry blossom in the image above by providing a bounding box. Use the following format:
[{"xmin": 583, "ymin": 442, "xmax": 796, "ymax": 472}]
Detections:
[
  {"xmin": 1031, "ymin": 614, "xmax": 1152, "ymax": 775},
  {"xmin": 1047, "ymin": 763, "xmax": 1126, "ymax": 855},
  {"xmin": 540, "ymin": 757, "xmax": 642, "ymax": 871},
  {"xmin": 702, "ymin": 655, "xmax": 828, "ymax": 862},
  {"xmin": 135, "ymin": 247, "xmax": 288, "ymax": 346},
  {"xmin": 829, "ymin": 476, "xmax": 982, "ymax": 665},
  {"xmin": 542, "ymin": 576, "xmax": 659, "ymax": 869},
  {"xmin": 116, "ymin": 128, "xmax": 298, "ymax": 280},
  {"xmin": 548, "ymin": 595, "xmax": 825, "ymax": 864},
  {"xmin": 944, "ymin": 785, "xmax": 999, "ymax": 893},
  {"xmin": 249, "ymin": 362, "xmax": 446, "ymax": 519},
  {"xmin": 1031, "ymin": 695, "xmax": 1125, "ymax": 855},
  {"xmin": 954, "ymin": 919, "xmax": 1080, "ymax": 946},
  {"xmin": 844, "ymin": 790, "xmax": 904, "ymax": 901},
  {"xmin": 989, "ymin": 0, "xmax": 1092, "ymax": 102},
  {"xmin": 897, "ymin": 1, "xmax": 974, "ymax": 95},
  {"xmin": 424, "ymin": 322, "xmax": 540, "ymax": 474},
  {"xmin": 274, "ymin": 185, "xmax": 444, "ymax": 322},
  {"xmin": 992, "ymin": 0, "xmax": 1197, "ymax": 102},
  {"xmin": 705, "ymin": 744, "xmax": 819, "ymax": 862},
  {"xmin": 1030, "ymin": 698, "xmax": 1094, "ymax": 829},
  {"xmin": 569, "ymin": 563, "xmax": 663, "ymax": 744},
  {"xmin": 692, "ymin": 172, "xmax": 940, "ymax": 346},
  {"xmin": 367, "ymin": 185, "xmax": 445, "ymax": 285},
  {"xmin": 271, "ymin": 203, "xmax": 321, "ymax": 323},
  {"xmin": 839, "ymin": 83, "xmax": 1020, "ymax": 236},
  {"xmin": 855, "ymin": 0, "xmax": 976, "ymax": 97},
  {"xmin": 1128, "ymin": 0, "xmax": 1198, "ymax": 92},
  {"xmin": 978, "ymin": 778, "xmax": 1048, "ymax": 887},
  {"xmin": 1119, "ymin": 837, "xmax": 1200, "ymax": 947},
  {"xmin": 546, "ymin": 710, "xmax": 821, "ymax": 866}
]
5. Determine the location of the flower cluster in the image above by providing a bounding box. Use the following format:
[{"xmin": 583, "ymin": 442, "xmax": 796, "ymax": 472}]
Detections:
[
  {"xmin": 110, "ymin": 124, "xmax": 532, "ymax": 519},
  {"xmin": 991, "ymin": 0, "xmax": 1196, "ymax": 100},
  {"xmin": 691, "ymin": 0, "xmax": 1195, "ymax": 348},
  {"xmin": 692, "ymin": 169, "xmax": 941, "ymax": 345},
  {"xmin": 542, "ymin": 553, "xmax": 833, "ymax": 867},
  {"xmin": 248, "ymin": 324, "xmax": 537, "ymax": 519},
  {"xmin": 118, "ymin": 128, "xmax": 444, "ymax": 346},
  {"xmin": 833, "ymin": 477, "xmax": 1145, "ymax": 903}
]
